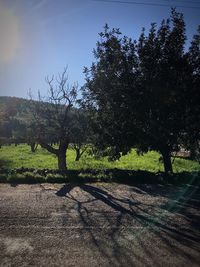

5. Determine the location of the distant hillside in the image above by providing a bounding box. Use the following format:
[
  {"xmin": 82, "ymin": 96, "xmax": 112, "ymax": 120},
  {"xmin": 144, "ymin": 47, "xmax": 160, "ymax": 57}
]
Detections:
[
  {"xmin": 0, "ymin": 96, "xmax": 29, "ymax": 119},
  {"xmin": 0, "ymin": 96, "xmax": 81, "ymax": 139},
  {"xmin": 0, "ymin": 97, "xmax": 29, "ymax": 141}
]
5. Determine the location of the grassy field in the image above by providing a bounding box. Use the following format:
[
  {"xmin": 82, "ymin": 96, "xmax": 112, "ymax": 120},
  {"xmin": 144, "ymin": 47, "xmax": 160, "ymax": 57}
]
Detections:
[{"xmin": 0, "ymin": 144, "xmax": 199, "ymax": 173}]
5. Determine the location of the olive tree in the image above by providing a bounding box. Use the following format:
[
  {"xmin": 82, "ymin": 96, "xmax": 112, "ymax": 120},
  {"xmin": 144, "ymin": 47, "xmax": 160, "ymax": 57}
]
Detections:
[{"xmin": 28, "ymin": 67, "xmax": 78, "ymax": 170}]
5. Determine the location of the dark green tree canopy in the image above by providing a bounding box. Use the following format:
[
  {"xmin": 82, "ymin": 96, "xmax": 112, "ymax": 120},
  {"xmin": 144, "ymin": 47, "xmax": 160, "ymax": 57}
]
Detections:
[
  {"xmin": 83, "ymin": 24, "xmax": 139, "ymax": 159},
  {"xmin": 184, "ymin": 26, "xmax": 200, "ymax": 160},
  {"xmin": 82, "ymin": 10, "xmax": 199, "ymax": 173}
]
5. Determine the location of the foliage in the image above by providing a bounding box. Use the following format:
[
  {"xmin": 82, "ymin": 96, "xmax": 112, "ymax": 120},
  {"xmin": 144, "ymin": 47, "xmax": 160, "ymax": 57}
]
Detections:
[
  {"xmin": 183, "ymin": 26, "xmax": 200, "ymax": 162},
  {"xmin": 82, "ymin": 9, "xmax": 199, "ymax": 174},
  {"xmin": 134, "ymin": 9, "xmax": 191, "ymax": 173},
  {"xmin": 82, "ymin": 24, "xmax": 138, "ymax": 160},
  {"xmin": 70, "ymin": 108, "xmax": 92, "ymax": 161}
]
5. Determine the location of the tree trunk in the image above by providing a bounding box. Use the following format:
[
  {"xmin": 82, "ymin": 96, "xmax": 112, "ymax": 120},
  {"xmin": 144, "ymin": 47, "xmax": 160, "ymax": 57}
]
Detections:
[
  {"xmin": 75, "ymin": 148, "xmax": 81, "ymax": 161},
  {"xmin": 57, "ymin": 151, "xmax": 67, "ymax": 170},
  {"xmin": 57, "ymin": 140, "xmax": 69, "ymax": 170},
  {"xmin": 162, "ymin": 150, "xmax": 173, "ymax": 174},
  {"xmin": 39, "ymin": 139, "xmax": 68, "ymax": 170},
  {"xmin": 30, "ymin": 142, "xmax": 36, "ymax": 152},
  {"xmin": 190, "ymin": 142, "xmax": 198, "ymax": 160}
]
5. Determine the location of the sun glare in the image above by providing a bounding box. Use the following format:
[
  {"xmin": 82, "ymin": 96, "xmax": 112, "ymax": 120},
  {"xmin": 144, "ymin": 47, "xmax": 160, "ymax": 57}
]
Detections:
[{"xmin": 0, "ymin": 5, "xmax": 20, "ymax": 64}]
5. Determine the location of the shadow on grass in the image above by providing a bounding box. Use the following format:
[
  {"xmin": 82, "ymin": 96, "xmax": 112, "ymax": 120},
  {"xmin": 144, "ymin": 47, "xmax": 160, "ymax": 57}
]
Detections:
[
  {"xmin": 0, "ymin": 168, "xmax": 199, "ymax": 187},
  {"xmin": 54, "ymin": 182, "xmax": 200, "ymax": 266},
  {"xmin": 0, "ymin": 159, "xmax": 13, "ymax": 168}
]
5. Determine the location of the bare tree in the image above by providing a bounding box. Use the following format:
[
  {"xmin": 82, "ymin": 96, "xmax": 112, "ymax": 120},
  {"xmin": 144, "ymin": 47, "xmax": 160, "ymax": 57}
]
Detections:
[{"xmin": 28, "ymin": 67, "xmax": 78, "ymax": 170}]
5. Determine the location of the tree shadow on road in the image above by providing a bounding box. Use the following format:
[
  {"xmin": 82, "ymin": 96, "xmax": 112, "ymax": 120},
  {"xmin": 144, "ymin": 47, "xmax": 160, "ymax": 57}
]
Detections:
[
  {"xmin": 56, "ymin": 184, "xmax": 76, "ymax": 197},
  {"xmin": 55, "ymin": 183, "xmax": 200, "ymax": 267}
]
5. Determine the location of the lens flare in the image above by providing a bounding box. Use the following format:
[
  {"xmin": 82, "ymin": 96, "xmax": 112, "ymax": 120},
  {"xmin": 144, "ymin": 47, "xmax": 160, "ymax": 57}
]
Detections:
[{"xmin": 0, "ymin": 5, "xmax": 20, "ymax": 64}]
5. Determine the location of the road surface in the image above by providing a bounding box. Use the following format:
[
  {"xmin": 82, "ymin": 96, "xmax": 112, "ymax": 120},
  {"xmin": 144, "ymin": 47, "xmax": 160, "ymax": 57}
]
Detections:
[{"xmin": 0, "ymin": 183, "xmax": 199, "ymax": 266}]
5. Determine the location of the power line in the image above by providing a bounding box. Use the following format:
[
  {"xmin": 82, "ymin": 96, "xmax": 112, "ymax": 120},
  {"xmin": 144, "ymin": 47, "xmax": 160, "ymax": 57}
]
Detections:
[
  {"xmin": 162, "ymin": 0, "xmax": 200, "ymax": 5},
  {"xmin": 93, "ymin": 0, "xmax": 200, "ymax": 9}
]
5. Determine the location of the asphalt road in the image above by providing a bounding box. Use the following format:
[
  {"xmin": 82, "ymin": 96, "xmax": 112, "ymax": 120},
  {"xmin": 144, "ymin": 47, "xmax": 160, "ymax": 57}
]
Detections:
[{"xmin": 0, "ymin": 183, "xmax": 199, "ymax": 267}]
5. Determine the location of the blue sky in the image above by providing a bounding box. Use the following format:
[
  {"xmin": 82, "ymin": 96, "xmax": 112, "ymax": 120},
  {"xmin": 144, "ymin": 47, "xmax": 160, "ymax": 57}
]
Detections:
[{"xmin": 0, "ymin": 0, "xmax": 199, "ymax": 98}]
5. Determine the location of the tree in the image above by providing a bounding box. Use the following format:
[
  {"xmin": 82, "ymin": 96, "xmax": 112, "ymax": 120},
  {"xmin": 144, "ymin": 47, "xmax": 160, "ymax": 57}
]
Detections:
[
  {"xmin": 83, "ymin": 24, "xmax": 139, "ymax": 160},
  {"xmin": 184, "ymin": 26, "xmax": 200, "ymax": 161},
  {"xmin": 135, "ymin": 9, "xmax": 190, "ymax": 173},
  {"xmin": 70, "ymin": 109, "xmax": 91, "ymax": 161},
  {"xmin": 27, "ymin": 67, "xmax": 78, "ymax": 170},
  {"xmin": 83, "ymin": 10, "xmax": 193, "ymax": 174}
]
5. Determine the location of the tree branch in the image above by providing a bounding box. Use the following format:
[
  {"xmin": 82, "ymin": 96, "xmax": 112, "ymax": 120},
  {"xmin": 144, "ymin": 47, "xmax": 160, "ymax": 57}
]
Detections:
[{"xmin": 39, "ymin": 141, "xmax": 58, "ymax": 155}]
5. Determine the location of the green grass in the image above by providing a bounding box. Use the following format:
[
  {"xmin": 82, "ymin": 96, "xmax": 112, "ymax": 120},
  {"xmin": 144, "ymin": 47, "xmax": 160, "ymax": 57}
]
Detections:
[{"xmin": 0, "ymin": 144, "xmax": 199, "ymax": 173}]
